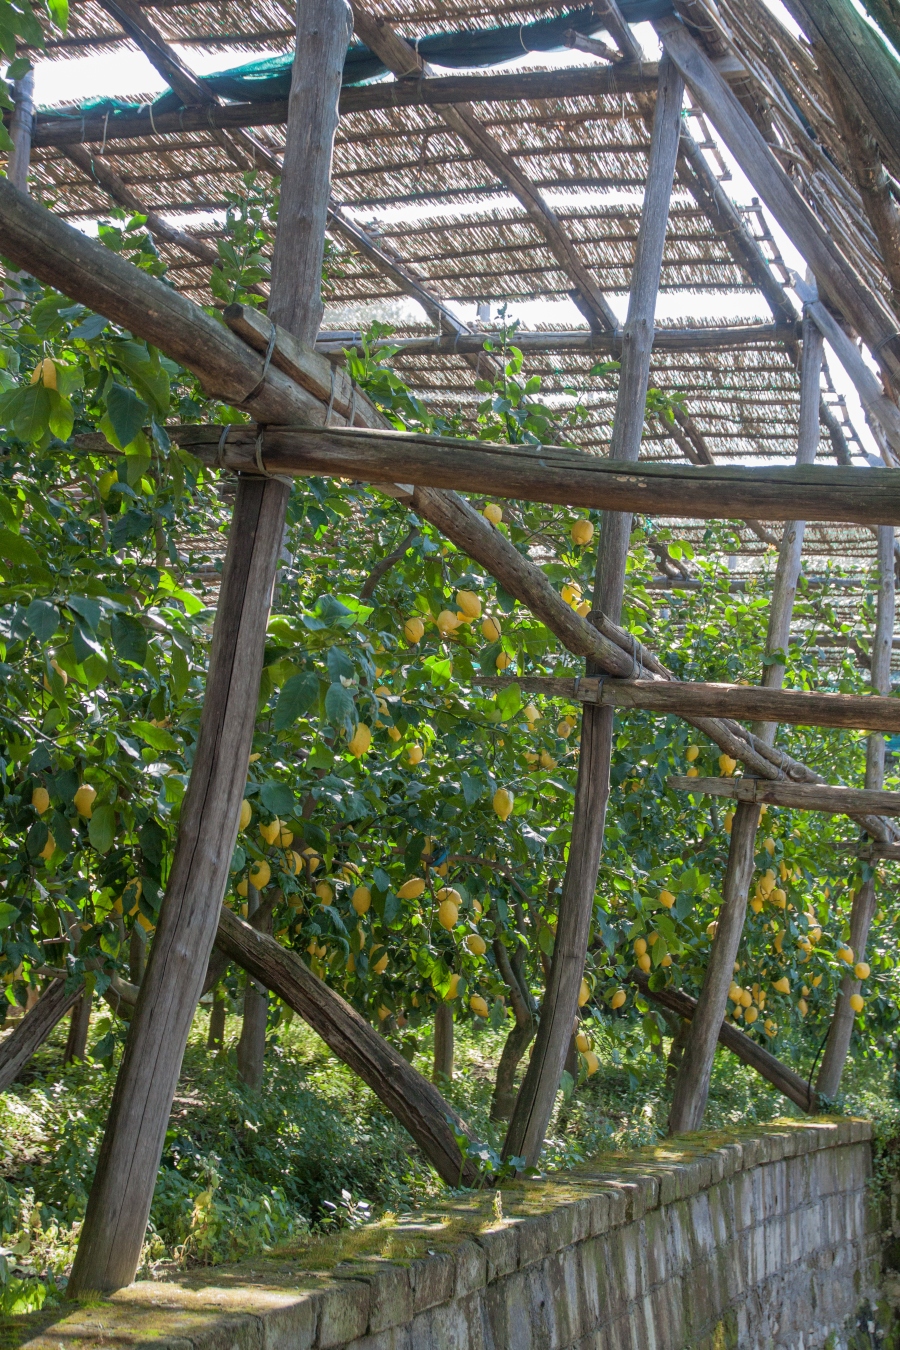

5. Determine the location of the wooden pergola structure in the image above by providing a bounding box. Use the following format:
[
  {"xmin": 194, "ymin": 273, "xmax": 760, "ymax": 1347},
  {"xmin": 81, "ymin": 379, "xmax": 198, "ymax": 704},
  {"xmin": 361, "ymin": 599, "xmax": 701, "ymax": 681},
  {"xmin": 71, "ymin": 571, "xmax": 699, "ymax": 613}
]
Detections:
[{"xmin": 3, "ymin": 0, "xmax": 900, "ymax": 1296}]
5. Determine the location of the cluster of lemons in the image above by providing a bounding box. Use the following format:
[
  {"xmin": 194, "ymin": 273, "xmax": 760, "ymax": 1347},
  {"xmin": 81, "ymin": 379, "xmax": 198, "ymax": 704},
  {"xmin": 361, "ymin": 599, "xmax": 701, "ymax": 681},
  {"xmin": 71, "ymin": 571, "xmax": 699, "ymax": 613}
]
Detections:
[
  {"xmin": 633, "ymin": 932, "xmax": 673, "ymax": 973},
  {"xmin": 31, "ymin": 781, "xmax": 97, "ymax": 863}
]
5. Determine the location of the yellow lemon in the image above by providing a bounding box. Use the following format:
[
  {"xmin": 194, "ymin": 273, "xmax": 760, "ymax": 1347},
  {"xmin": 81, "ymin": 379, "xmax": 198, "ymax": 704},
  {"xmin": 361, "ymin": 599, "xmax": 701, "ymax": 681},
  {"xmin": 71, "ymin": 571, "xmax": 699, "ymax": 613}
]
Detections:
[
  {"xmin": 772, "ymin": 888, "xmax": 787, "ymax": 908},
  {"xmin": 74, "ymin": 784, "xmax": 96, "ymax": 818},
  {"xmin": 764, "ymin": 1018, "xmax": 777, "ymax": 1037},
  {"xmin": 707, "ymin": 921, "xmax": 718, "ymax": 939},
  {"xmin": 659, "ymin": 889, "xmax": 675, "ymax": 909},
  {"xmin": 456, "ymin": 589, "xmax": 481, "ymax": 619},
  {"xmin": 634, "ymin": 937, "xmax": 647, "ymax": 956},
  {"xmin": 32, "ymin": 787, "xmax": 50, "ymax": 814},
  {"xmin": 557, "ymin": 720, "xmax": 573, "ymax": 738},
  {"xmin": 436, "ymin": 609, "xmax": 460, "ymax": 635},
  {"xmin": 436, "ymin": 886, "xmax": 462, "ymax": 904},
  {"xmin": 611, "ymin": 988, "xmax": 627, "ymax": 1010},
  {"xmin": 483, "ymin": 503, "xmax": 503, "ymax": 524},
  {"xmin": 686, "ymin": 766, "xmax": 699, "ymax": 778},
  {"xmin": 348, "ymin": 723, "xmax": 372, "ymax": 757},
  {"xmin": 404, "ymin": 616, "xmax": 425, "ymax": 643},
  {"xmin": 31, "ymin": 357, "xmax": 57, "ymax": 389},
  {"xmin": 260, "ymin": 819, "xmax": 281, "ymax": 845},
  {"xmin": 373, "ymin": 952, "xmax": 389, "ymax": 975},
  {"xmin": 388, "ymin": 725, "xmax": 402, "ymax": 742},
  {"xmin": 739, "ymin": 989, "xmax": 752, "ymax": 1008},
  {"xmin": 854, "ymin": 962, "xmax": 870, "ymax": 980},
  {"xmin": 279, "ymin": 826, "xmax": 293, "ymax": 849},
  {"xmin": 849, "ymin": 993, "xmax": 865, "ymax": 1013},
  {"xmin": 744, "ymin": 1005, "xmax": 759, "ymax": 1024},
  {"xmin": 764, "ymin": 836, "xmax": 776, "ymax": 856},
  {"xmin": 523, "ymin": 702, "xmax": 540, "ymax": 724},
  {"xmin": 561, "ymin": 582, "xmax": 582, "ymax": 606},
  {"xmin": 686, "ymin": 745, "xmax": 700, "ymax": 762},
  {"xmin": 797, "ymin": 997, "xmax": 808, "ymax": 1016},
  {"xmin": 493, "ymin": 787, "xmax": 514, "ymax": 821},
  {"xmin": 407, "ymin": 744, "xmax": 424, "ymax": 765},
  {"xmin": 838, "ymin": 945, "xmax": 854, "ymax": 964},
  {"xmin": 315, "ymin": 880, "xmax": 334, "ymax": 905},
  {"xmin": 571, "ymin": 518, "xmax": 594, "ymax": 546},
  {"xmin": 239, "ymin": 799, "xmax": 252, "ymax": 831},
  {"xmin": 445, "ymin": 973, "xmax": 460, "ymax": 1000},
  {"xmin": 749, "ymin": 897, "xmax": 764, "ymax": 914},
  {"xmin": 469, "ymin": 994, "xmax": 489, "ymax": 1017},
  {"xmin": 773, "ymin": 976, "xmax": 790, "ymax": 994},
  {"xmin": 249, "ymin": 858, "xmax": 271, "ymax": 889},
  {"xmin": 575, "ymin": 1031, "xmax": 591, "ymax": 1053},
  {"xmin": 237, "ymin": 878, "xmax": 248, "ymax": 897},
  {"xmin": 637, "ymin": 952, "xmax": 651, "ymax": 972},
  {"xmin": 39, "ymin": 832, "xmax": 55, "ymax": 860},
  {"xmin": 577, "ymin": 977, "xmax": 590, "ymax": 1007},
  {"xmin": 718, "ymin": 754, "xmax": 737, "ymax": 776},
  {"xmin": 495, "ymin": 651, "xmax": 511, "ymax": 670},
  {"xmin": 398, "ymin": 877, "xmax": 426, "ymax": 900},
  {"xmin": 583, "ymin": 1050, "xmax": 600, "ymax": 1076},
  {"xmin": 481, "ymin": 615, "xmax": 501, "ymax": 641},
  {"xmin": 465, "ymin": 932, "xmax": 487, "ymax": 956},
  {"xmin": 724, "ymin": 810, "xmax": 734, "ymax": 834},
  {"xmin": 352, "ymin": 886, "xmax": 371, "ymax": 915},
  {"xmin": 576, "ymin": 600, "xmax": 591, "ymax": 616},
  {"xmin": 438, "ymin": 900, "xmax": 459, "ymax": 931},
  {"xmin": 98, "ymin": 470, "xmax": 116, "ymax": 500},
  {"xmin": 661, "ymin": 953, "xmax": 672, "ymax": 967},
  {"xmin": 539, "ymin": 751, "xmax": 557, "ymax": 770}
]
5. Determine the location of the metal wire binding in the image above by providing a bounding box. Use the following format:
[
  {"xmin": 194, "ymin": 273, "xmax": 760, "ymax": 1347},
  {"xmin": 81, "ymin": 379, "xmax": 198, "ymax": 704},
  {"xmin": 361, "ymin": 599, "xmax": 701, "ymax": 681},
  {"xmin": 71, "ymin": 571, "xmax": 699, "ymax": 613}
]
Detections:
[
  {"xmin": 148, "ymin": 102, "xmax": 158, "ymax": 137},
  {"xmin": 242, "ymin": 321, "xmax": 278, "ymax": 406},
  {"xmin": 254, "ymin": 425, "xmax": 291, "ymax": 484},
  {"xmin": 215, "ymin": 422, "xmax": 232, "ymax": 469}
]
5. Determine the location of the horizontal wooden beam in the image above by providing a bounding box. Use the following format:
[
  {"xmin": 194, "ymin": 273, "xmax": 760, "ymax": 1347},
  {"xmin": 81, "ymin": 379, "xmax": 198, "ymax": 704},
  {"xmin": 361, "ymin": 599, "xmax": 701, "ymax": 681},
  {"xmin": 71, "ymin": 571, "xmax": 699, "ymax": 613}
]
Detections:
[
  {"xmin": 30, "ymin": 63, "xmax": 658, "ymax": 149},
  {"xmin": 169, "ymin": 423, "xmax": 900, "ymax": 526},
  {"xmin": 668, "ymin": 775, "xmax": 900, "ymax": 816},
  {"xmin": 478, "ymin": 675, "xmax": 900, "ymax": 732},
  {"xmin": 315, "ymin": 322, "xmax": 800, "ymax": 357},
  {"xmin": 858, "ymin": 843, "xmax": 900, "ymax": 860},
  {"xmin": 629, "ymin": 969, "xmax": 815, "ymax": 1113}
]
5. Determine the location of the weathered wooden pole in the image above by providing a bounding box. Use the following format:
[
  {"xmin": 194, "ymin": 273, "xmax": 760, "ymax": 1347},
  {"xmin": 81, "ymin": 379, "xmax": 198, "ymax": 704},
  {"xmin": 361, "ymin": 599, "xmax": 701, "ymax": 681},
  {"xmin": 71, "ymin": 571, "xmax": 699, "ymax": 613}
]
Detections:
[
  {"xmin": 63, "ymin": 990, "xmax": 93, "ymax": 1064},
  {"xmin": 668, "ymin": 321, "xmax": 823, "ymax": 1133},
  {"xmin": 0, "ymin": 980, "xmax": 83, "ymax": 1092},
  {"xmin": 817, "ymin": 524, "xmax": 895, "ymax": 1097},
  {"xmin": 433, "ymin": 1003, "xmax": 454, "ymax": 1082},
  {"xmin": 235, "ymin": 884, "xmax": 268, "ymax": 1091},
  {"xmin": 3, "ymin": 68, "xmax": 33, "ymax": 310},
  {"xmin": 67, "ymin": 0, "xmax": 351, "ymax": 1295},
  {"xmin": 504, "ymin": 54, "xmax": 684, "ymax": 1166}
]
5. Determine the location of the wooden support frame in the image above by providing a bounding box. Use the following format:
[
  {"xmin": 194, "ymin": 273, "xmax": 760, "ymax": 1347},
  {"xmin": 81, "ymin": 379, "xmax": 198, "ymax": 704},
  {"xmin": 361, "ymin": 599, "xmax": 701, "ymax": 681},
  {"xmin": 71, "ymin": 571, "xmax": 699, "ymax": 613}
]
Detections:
[
  {"xmin": 314, "ymin": 322, "xmax": 799, "ymax": 356},
  {"xmin": 0, "ymin": 979, "xmax": 83, "ymax": 1092},
  {"xmin": 478, "ymin": 675, "xmax": 900, "ymax": 732},
  {"xmin": 504, "ymin": 52, "xmax": 685, "ymax": 1169},
  {"xmin": 168, "ymin": 422, "xmax": 900, "ymax": 526},
  {"xmin": 28, "ymin": 64, "xmax": 659, "ymax": 149},
  {"xmin": 668, "ymin": 775, "xmax": 900, "ymax": 816},
  {"xmin": 67, "ymin": 0, "xmax": 354, "ymax": 1297},
  {"xmin": 630, "ymin": 970, "xmax": 816, "ymax": 1113}
]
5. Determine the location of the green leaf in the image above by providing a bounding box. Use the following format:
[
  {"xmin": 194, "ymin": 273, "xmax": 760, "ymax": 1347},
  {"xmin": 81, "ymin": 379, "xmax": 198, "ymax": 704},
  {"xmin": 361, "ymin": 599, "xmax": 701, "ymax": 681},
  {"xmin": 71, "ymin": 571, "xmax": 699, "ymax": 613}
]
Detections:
[
  {"xmin": 274, "ymin": 671, "xmax": 319, "ymax": 731},
  {"xmin": 259, "ymin": 781, "xmax": 294, "ymax": 817},
  {"xmin": 67, "ymin": 595, "xmax": 101, "ymax": 632},
  {"xmin": 6, "ymin": 56, "xmax": 30, "ymax": 79},
  {"xmin": 170, "ymin": 644, "xmax": 190, "ymax": 700},
  {"xmin": 0, "ymin": 525, "xmax": 41, "ymax": 570},
  {"xmin": 88, "ymin": 804, "xmax": 116, "ymax": 854},
  {"xmin": 325, "ymin": 680, "xmax": 357, "ymax": 733},
  {"xmin": 132, "ymin": 719, "xmax": 180, "ymax": 753},
  {"xmin": 0, "ymin": 384, "xmax": 50, "ymax": 443},
  {"xmin": 110, "ymin": 611, "xmax": 148, "ymax": 665},
  {"xmin": 106, "ymin": 382, "xmax": 149, "ymax": 449},
  {"xmin": 0, "ymin": 901, "xmax": 19, "ymax": 930},
  {"xmin": 24, "ymin": 598, "xmax": 59, "ymax": 644},
  {"xmin": 46, "ymin": 0, "xmax": 68, "ymax": 35},
  {"xmin": 496, "ymin": 681, "xmax": 522, "ymax": 720}
]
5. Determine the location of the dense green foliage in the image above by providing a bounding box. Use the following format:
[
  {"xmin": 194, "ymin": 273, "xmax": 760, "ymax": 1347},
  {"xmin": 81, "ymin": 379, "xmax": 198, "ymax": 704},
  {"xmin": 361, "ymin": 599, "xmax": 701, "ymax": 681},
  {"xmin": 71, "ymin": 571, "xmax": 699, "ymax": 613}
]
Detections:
[{"xmin": 0, "ymin": 189, "xmax": 898, "ymax": 1309}]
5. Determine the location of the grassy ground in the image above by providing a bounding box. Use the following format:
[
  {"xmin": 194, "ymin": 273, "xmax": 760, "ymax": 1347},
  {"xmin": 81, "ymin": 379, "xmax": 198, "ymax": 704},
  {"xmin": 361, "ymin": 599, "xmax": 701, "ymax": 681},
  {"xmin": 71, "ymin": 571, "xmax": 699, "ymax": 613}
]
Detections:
[{"xmin": 1, "ymin": 1004, "xmax": 897, "ymax": 1315}]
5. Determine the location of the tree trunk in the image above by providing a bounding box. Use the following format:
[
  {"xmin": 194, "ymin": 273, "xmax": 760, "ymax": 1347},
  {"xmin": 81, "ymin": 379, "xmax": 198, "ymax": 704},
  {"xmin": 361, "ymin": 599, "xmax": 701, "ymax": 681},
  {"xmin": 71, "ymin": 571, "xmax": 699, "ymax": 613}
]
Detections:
[
  {"xmin": 503, "ymin": 55, "xmax": 684, "ymax": 1168},
  {"xmin": 433, "ymin": 1002, "xmax": 454, "ymax": 1083},
  {"xmin": 207, "ymin": 992, "xmax": 226, "ymax": 1051},
  {"xmin": 236, "ymin": 885, "xmax": 268, "ymax": 1091},
  {"xmin": 490, "ymin": 1020, "xmax": 535, "ymax": 1122},
  {"xmin": 817, "ymin": 524, "xmax": 895, "ymax": 1097},
  {"xmin": 128, "ymin": 926, "xmax": 145, "ymax": 986},
  {"xmin": 668, "ymin": 799, "xmax": 761, "ymax": 1132},
  {"xmin": 67, "ymin": 0, "xmax": 351, "ymax": 1296},
  {"xmin": 63, "ymin": 991, "xmax": 92, "ymax": 1065},
  {"xmin": 0, "ymin": 980, "xmax": 83, "ymax": 1092},
  {"xmin": 665, "ymin": 1017, "xmax": 692, "ymax": 1089}
]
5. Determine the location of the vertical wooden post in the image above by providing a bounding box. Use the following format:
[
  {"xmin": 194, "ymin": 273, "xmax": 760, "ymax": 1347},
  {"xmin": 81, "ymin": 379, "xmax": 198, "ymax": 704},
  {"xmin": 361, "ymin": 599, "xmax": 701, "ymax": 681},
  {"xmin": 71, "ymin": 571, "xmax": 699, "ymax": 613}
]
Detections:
[
  {"xmin": 817, "ymin": 524, "xmax": 895, "ymax": 1097},
  {"xmin": 63, "ymin": 990, "xmax": 92, "ymax": 1064},
  {"xmin": 207, "ymin": 991, "xmax": 226, "ymax": 1050},
  {"xmin": 236, "ymin": 884, "xmax": 268, "ymax": 1091},
  {"xmin": 433, "ymin": 1002, "xmax": 454, "ymax": 1082},
  {"xmin": 503, "ymin": 57, "xmax": 684, "ymax": 1166},
  {"xmin": 668, "ymin": 321, "xmax": 823, "ymax": 1133},
  {"xmin": 3, "ymin": 70, "xmax": 33, "ymax": 310},
  {"xmin": 67, "ymin": 0, "xmax": 351, "ymax": 1296}
]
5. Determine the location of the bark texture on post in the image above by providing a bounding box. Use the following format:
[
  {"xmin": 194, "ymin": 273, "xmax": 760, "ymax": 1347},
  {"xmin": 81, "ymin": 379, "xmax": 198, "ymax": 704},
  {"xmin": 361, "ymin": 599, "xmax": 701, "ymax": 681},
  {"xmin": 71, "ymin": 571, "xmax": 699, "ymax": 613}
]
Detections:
[
  {"xmin": 817, "ymin": 524, "xmax": 895, "ymax": 1098},
  {"xmin": 668, "ymin": 799, "xmax": 761, "ymax": 1132},
  {"xmin": 432, "ymin": 1002, "xmax": 454, "ymax": 1083},
  {"xmin": 503, "ymin": 58, "xmax": 684, "ymax": 1167},
  {"xmin": 207, "ymin": 992, "xmax": 226, "ymax": 1050},
  {"xmin": 0, "ymin": 980, "xmax": 82, "ymax": 1092},
  {"xmin": 236, "ymin": 884, "xmax": 268, "ymax": 1091},
  {"xmin": 3, "ymin": 69, "xmax": 34, "ymax": 310},
  {"xmin": 63, "ymin": 991, "xmax": 93, "ymax": 1065},
  {"xmin": 67, "ymin": 0, "xmax": 351, "ymax": 1296}
]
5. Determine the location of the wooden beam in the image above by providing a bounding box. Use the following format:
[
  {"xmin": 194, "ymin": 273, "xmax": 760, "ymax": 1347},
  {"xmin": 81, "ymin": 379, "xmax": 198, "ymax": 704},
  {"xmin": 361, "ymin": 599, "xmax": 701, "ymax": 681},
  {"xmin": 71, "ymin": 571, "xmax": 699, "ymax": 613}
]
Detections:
[
  {"xmin": 656, "ymin": 16, "xmax": 900, "ymax": 385},
  {"xmin": 315, "ymin": 322, "xmax": 800, "ymax": 356},
  {"xmin": 630, "ymin": 970, "xmax": 816, "ymax": 1113},
  {"xmin": 794, "ymin": 277, "xmax": 900, "ymax": 460},
  {"xmin": 478, "ymin": 674, "xmax": 900, "ymax": 732},
  {"xmin": 0, "ymin": 979, "xmax": 83, "ymax": 1093},
  {"xmin": 7, "ymin": 69, "xmax": 33, "ymax": 193},
  {"xmin": 817, "ymin": 524, "xmax": 895, "ymax": 1097},
  {"xmin": 668, "ymin": 775, "xmax": 900, "ymax": 816},
  {"xmin": 29, "ymin": 63, "xmax": 658, "ymax": 149},
  {"xmin": 171, "ymin": 423, "xmax": 900, "ymax": 526},
  {"xmin": 348, "ymin": 0, "xmax": 618, "ymax": 333},
  {"xmin": 67, "ymin": 0, "xmax": 353, "ymax": 1299},
  {"xmin": 504, "ymin": 54, "xmax": 684, "ymax": 1170}
]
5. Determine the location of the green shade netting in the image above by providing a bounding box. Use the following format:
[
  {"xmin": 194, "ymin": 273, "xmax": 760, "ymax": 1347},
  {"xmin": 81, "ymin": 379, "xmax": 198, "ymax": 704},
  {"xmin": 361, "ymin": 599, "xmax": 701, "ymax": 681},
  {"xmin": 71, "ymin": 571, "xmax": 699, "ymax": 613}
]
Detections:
[{"xmin": 40, "ymin": 0, "xmax": 672, "ymax": 123}]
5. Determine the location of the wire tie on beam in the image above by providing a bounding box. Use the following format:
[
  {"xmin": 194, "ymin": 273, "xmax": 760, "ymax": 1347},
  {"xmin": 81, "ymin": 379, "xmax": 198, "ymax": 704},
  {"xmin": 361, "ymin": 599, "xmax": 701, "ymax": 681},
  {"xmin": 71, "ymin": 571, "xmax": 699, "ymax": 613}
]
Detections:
[
  {"xmin": 253, "ymin": 425, "xmax": 291, "ymax": 485},
  {"xmin": 241, "ymin": 320, "xmax": 278, "ymax": 406},
  {"xmin": 872, "ymin": 331, "xmax": 900, "ymax": 357},
  {"xmin": 215, "ymin": 422, "xmax": 232, "ymax": 469}
]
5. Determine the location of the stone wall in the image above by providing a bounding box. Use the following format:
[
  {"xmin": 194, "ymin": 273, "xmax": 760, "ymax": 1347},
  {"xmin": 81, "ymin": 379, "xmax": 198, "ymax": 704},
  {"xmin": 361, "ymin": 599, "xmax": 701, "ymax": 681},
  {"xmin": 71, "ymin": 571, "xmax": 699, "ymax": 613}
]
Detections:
[{"xmin": 13, "ymin": 1119, "xmax": 880, "ymax": 1350}]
